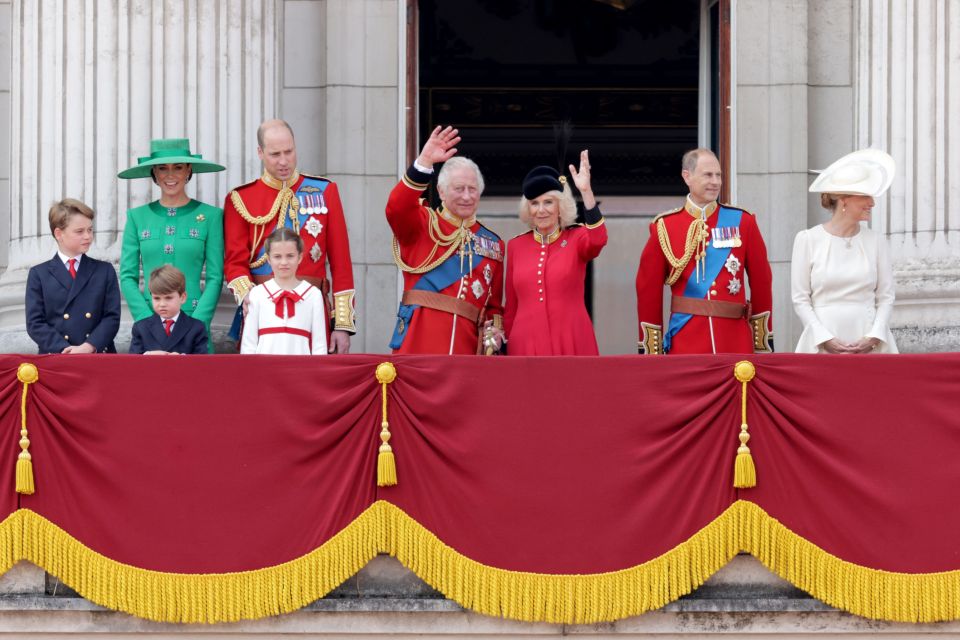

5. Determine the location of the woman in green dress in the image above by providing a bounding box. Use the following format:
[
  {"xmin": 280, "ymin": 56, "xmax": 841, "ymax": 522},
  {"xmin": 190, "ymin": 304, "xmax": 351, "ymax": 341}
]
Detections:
[{"xmin": 118, "ymin": 139, "xmax": 226, "ymax": 350}]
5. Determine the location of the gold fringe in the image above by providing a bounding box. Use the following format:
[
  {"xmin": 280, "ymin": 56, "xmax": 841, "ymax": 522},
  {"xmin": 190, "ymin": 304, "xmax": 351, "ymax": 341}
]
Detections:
[
  {"xmin": 2, "ymin": 501, "xmax": 960, "ymax": 624},
  {"xmin": 15, "ymin": 363, "xmax": 39, "ymax": 495},
  {"xmin": 375, "ymin": 363, "xmax": 398, "ymax": 487},
  {"xmin": 12, "ymin": 507, "xmax": 382, "ymax": 623}
]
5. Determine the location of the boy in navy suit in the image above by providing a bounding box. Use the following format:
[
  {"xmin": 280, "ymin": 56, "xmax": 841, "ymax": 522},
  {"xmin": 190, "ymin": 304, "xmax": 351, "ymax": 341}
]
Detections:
[
  {"xmin": 26, "ymin": 199, "xmax": 121, "ymax": 354},
  {"xmin": 129, "ymin": 265, "xmax": 208, "ymax": 355}
]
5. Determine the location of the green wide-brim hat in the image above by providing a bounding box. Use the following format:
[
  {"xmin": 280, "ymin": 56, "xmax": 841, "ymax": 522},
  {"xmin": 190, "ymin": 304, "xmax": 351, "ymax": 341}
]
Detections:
[{"xmin": 118, "ymin": 138, "xmax": 226, "ymax": 179}]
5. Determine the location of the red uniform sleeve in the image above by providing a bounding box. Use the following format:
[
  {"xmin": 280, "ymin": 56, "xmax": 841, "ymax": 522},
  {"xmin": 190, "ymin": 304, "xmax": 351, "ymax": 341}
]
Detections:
[
  {"xmin": 386, "ymin": 167, "xmax": 432, "ymax": 246},
  {"xmin": 223, "ymin": 190, "xmax": 252, "ymax": 288},
  {"xmin": 503, "ymin": 240, "xmax": 517, "ymax": 337},
  {"xmin": 576, "ymin": 221, "xmax": 608, "ymax": 261},
  {"xmin": 741, "ymin": 213, "xmax": 773, "ymax": 324},
  {"xmin": 635, "ymin": 221, "xmax": 669, "ymax": 339},
  {"xmin": 321, "ymin": 181, "xmax": 355, "ymax": 295}
]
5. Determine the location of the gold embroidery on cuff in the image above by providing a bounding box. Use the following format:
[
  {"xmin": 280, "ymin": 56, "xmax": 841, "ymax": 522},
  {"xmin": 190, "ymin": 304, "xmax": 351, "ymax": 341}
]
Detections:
[
  {"xmin": 333, "ymin": 289, "xmax": 357, "ymax": 332},
  {"xmin": 639, "ymin": 322, "xmax": 664, "ymax": 355}
]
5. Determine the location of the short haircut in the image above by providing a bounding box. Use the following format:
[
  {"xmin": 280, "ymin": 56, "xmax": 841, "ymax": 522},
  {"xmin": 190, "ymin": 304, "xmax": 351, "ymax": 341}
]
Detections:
[
  {"xmin": 48, "ymin": 198, "xmax": 95, "ymax": 235},
  {"xmin": 437, "ymin": 156, "xmax": 485, "ymax": 196},
  {"xmin": 264, "ymin": 227, "xmax": 303, "ymax": 254},
  {"xmin": 518, "ymin": 183, "xmax": 578, "ymax": 230},
  {"xmin": 148, "ymin": 264, "xmax": 186, "ymax": 296},
  {"xmin": 820, "ymin": 193, "xmax": 841, "ymax": 211},
  {"xmin": 257, "ymin": 119, "xmax": 296, "ymax": 148},
  {"xmin": 681, "ymin": 148, "xmax": 718, "ymax": 174}
]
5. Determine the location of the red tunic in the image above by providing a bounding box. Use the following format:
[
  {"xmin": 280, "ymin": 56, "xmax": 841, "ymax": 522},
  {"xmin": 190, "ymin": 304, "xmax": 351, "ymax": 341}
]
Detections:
[
  {"xmin": 223, "ymin": 171, "xmax": 356, "ymax": 330},
  {"xmin": 504, "ymin": 223, "xmax": 607, "ymax": 355},
  {"xmin": 386, "ymin": 168, "xmax": 504, "ymax": 355},
  {"xmin": 635, "ymin": 201, "xmax": 773, "ymax": 354}
]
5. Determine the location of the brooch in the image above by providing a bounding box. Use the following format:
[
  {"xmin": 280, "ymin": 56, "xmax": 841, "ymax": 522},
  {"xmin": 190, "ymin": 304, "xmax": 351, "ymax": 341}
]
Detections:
[
  {"xmin": 140, "ymin": 230, "xmax": 151, "ymax": 240},
  {"xmin": 189, "ymin": 229, "xmax": 200, "ymax": 238},
  {"xmin": 305, "ymin": 217, "xmax": 324, "ymax": 238},
  {"xmin": 727, "ymin": 277, "xmax": 742, "ymax": 295},
  {"xmin": 196, "ymin": 214, "xmax": 205, "ymax": 223},
  {"xmin": 163, "ymin": 244, "xmax": 174, "ymax": 255},
  {"xmin": 165, "ymin": 225, "xmax": 176, "ymax": 236}
]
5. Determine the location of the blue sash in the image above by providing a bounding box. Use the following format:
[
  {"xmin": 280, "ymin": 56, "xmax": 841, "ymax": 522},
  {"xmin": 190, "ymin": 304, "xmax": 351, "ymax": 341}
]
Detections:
[
  {"xmin": 250, "ymin": 177, "xmax": 330, "ymax": 276},
  {"xmin": 664, "ymin": 206, "xmax": 742, "ymax": 352},
  {"xmin": 389, "ymin": 226, "xmax": 500, "ymax": 349}
]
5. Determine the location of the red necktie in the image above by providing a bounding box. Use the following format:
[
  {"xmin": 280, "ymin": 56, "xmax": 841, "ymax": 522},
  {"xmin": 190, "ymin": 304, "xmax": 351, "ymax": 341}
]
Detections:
[
  {"xmin": 163, "ymin": 319, "xmax": 174, "ymax": 336},
  {"xmin": 68, "ymin": 258, "xmax": 77, "ymax": 279}
]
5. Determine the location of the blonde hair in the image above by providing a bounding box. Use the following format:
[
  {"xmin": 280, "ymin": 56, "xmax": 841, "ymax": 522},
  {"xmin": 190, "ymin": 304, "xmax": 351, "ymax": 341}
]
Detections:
[
  {"xmin": 518, "ymin": 182, "xmax": 578, "ymax": 229},
  {"xmin": 48, "ymin": 198, "xmax": 94, "ymax": 235},
  {"xmin": 148, "ymin": 265, "xmax": 186, "ymax": 296}
]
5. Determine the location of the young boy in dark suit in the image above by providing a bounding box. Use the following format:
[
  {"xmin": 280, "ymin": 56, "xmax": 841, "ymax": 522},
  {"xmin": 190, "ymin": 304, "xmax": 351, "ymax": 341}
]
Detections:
[
  {"xmin": 25, "ymin": 199, "xmax": 121, "ymax": 354},
  {"xmin": 129, "ymin": 265, "xmax": 209, "ymax": 355}
]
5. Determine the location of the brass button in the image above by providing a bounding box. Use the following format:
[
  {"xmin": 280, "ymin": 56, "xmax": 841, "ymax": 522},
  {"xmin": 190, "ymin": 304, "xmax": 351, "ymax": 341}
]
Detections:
[
  {"xmin": 710, "ymin": 290, "xmax": 718, "ymax": 296},
  {"xmin": 85, "ymin": 312, "xmax": 92, "ymax": 319},
  {"xmin": 64, "ymin": 335, "xmax": 69, "ymax": 340},
  {"xmin": 63, "ymin": 313, "xmax": 70, "ymax": 319}
]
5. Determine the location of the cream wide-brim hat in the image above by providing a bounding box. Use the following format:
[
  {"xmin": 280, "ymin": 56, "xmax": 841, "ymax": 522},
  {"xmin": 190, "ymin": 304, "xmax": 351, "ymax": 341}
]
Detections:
[{"xmin": 808, "ymin": 149, "xmax": 895, "ymax": 197}]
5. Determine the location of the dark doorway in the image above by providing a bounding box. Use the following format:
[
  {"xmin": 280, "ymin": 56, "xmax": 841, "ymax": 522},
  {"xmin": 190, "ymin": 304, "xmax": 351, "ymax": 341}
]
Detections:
[{"xmin": 416, "ymin": 0, "xmax": 702, "ymax": 197}]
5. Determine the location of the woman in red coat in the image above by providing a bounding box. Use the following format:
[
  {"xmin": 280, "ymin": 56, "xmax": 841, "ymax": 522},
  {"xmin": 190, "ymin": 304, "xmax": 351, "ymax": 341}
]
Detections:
[{"xmin": 503, "ymin": 151, "xmax": 608, "ymax": 355}]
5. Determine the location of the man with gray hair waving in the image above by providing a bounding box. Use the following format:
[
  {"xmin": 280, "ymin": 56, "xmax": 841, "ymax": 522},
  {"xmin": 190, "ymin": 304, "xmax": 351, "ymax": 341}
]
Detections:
[{"xmin": 386, "ymin": 126, "xmax": 505, "ymax": 354}]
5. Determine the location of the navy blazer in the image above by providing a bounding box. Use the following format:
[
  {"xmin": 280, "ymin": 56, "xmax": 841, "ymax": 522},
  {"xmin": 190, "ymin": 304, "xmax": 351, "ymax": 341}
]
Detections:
[
  {"xmin": 25, "ymin": 254, "xmax": 121, "ymax": 354},
  {"xmin": 129, "ymin": 313, "xmax": 208, "ymax": 355}
]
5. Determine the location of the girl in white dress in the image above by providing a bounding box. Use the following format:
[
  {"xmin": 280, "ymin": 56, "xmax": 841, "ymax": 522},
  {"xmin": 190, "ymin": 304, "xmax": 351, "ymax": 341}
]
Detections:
[
  {"xmin": 793, "ymin": 149, "xmax": 898, "ymax": 354},
  {"xmin": 240, "ymin": 228, "xmax": 329, "ymax": 355}
]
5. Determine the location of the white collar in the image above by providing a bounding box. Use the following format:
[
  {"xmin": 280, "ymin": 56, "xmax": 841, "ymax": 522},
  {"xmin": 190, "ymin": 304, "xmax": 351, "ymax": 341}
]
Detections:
[{"xmin": 57, "ymin": 251, "xmax": 83, "ymax": 266}]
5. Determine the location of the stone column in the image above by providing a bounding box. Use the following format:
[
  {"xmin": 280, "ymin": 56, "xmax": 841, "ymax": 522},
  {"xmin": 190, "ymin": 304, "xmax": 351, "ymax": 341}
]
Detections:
[
  {"xmin": 0, "ymin": 0, "xmax": 277, "ymax": 345},
  {"xmin": 856, "ymin": 0, "xmax": 960, "ymax": 351}
]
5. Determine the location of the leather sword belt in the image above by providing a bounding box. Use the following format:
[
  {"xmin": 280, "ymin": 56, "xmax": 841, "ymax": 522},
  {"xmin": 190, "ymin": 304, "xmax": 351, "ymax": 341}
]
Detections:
[
  {"xmin": 402, "ymin": 290, "xmax": 481, "ymax": 324},
  {"xmin": 671, "ymin": 295, "xmax": 750, "ymax": 319}
]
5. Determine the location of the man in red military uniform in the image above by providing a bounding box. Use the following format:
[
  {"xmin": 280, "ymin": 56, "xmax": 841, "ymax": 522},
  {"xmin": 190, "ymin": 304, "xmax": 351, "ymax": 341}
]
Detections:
[
  {"xmin": 635, "ymin": 148, "xmax": 773, "ymax": 354},
  {"xmin": 386, "ymin": 126, "xmax": 504, "ymax": 355},
  {"xmin": 224, "ymin": 119, "xmax": 356, "ymax": 352}
]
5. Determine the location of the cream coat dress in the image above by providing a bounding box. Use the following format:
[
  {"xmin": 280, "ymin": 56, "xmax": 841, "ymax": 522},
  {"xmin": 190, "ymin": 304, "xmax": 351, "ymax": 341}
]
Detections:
[{"xmin": 791, "ymin": 224, "xmax": 898, "ymax": 353}]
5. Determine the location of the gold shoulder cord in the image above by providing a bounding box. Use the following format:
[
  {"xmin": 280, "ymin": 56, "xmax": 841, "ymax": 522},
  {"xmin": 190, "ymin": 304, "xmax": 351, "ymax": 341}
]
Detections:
[
  {"xmin": 656, "ymin": 216, "xmax": 708, "ymax": 286},
  {"xmin": 231, "ymin": 188, "xmax": 297, "ymax": 269},
  {"xmin": 392, "ymin": 207, "xmax": 471, "ymax": 275}
]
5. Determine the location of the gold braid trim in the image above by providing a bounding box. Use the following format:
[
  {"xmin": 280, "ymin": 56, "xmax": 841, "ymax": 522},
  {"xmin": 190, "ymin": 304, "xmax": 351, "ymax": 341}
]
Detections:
[
  {"xmin": 231, "ymin": 186, "xmax": 298, "ymax": 270},
  {"xmin": 656, "ymin": 216, "xmax": 708, "ymax": 286},
  {"xmin": 392, "ymin": 207, "xmax": 471, "ymax": 275},
  {"xmin": 3, "ymin": 500, "xmax": 959, "ymax": 623}
]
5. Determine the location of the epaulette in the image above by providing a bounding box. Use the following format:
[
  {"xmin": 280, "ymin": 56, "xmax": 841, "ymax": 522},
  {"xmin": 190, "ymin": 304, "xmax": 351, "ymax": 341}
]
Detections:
[
  {"xmin": 299, "ymin": 172, "xmax": 331, "ymax": 183},
  {"xmin": 719, "ymin": 202, "xmax": 754, "ymax": 216},
  {"xmin": 652, "ymin": 206, "xmax": 684, "ymax": 223},
  {"xmin": 231, "ymin": 177, "xmax": 262, "ymax": 193},
  {"xmin": 510, "ymin": 229, "xmax": 535, "ymax": 241},
  {"xmin": 476, "ymin": 220, "xmax": 503, "ymax": 241}
]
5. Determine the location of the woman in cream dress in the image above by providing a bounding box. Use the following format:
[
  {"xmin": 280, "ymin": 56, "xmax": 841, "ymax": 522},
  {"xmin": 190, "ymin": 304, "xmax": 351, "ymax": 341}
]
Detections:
[{"xmin": 792, "ymin": 149, "xmax": 898, "ymax": 354}]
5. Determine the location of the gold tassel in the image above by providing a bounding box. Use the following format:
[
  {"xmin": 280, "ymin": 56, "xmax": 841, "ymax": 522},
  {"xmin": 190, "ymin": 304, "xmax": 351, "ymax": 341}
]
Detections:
[
  {"xmin": 16, "ymin": 363, "xmax": 39, "ymax": 495},
  {"xmin": 732, "ymin": 360, "xmax": 756, "ymax": 489},
  {"xmin": 375, "ymin": 362, "xmax": 398, "ymax": 487}
]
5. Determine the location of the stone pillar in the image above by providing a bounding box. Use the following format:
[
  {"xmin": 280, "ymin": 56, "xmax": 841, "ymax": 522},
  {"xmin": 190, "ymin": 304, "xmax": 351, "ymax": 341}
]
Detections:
[
  {"xmin": 0, "ymin": 0, "xmax": 277, "ymax": 346},
  {"xmin": 856, "ymin": 0, "xmax": 960, "ymax": 351},
  {"xmin": 734, "ymin": 0, "xmax": 811, "ymax": 350},
  {"xmin": 278, "ymin": 0, "xmax": 401, "ymax": 354}
]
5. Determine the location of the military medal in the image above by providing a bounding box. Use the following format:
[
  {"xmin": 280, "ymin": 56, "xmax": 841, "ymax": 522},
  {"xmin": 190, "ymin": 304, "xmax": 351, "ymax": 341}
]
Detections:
[
  {"xmin": 724, "ymin": 254, "xmax": 741, "ymax": 276},
  {"xmin": 305, "ymin": 217, "xmax": 323, "ymax": 238},
  {"xmin": 310, "ymin": 243, "xmax": 323, "ymax": 262},
  {"xmin": 483, "ymin": 264, "xmax": 493, "ymax": 285},
  {"xmin": 318, "ymin": 195, "xmax": 328, "ymax": 215},
  {"xmin": 727, "ymin": 276, "xmax": 742, "ymax": 295},
  {"xmin": 471, "ymin": 280, "xmax": 484, "ymax": 299}
]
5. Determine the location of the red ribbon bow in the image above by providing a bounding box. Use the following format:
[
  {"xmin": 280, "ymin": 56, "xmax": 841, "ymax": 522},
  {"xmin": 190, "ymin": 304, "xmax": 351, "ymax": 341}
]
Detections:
[{"xmin": 271, "ymin": 289, "xmax": 302, "ymax": 320}]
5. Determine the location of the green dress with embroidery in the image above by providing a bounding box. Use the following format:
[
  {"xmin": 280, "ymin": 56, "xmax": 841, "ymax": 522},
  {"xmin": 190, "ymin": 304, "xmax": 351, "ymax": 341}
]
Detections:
[{"xmin": 120, "ymin": 200, "xmax": 224, "ymax": 351}]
